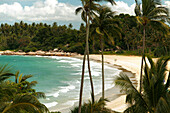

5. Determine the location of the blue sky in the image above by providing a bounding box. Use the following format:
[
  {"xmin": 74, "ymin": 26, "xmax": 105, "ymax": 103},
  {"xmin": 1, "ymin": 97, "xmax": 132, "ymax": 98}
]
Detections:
[{"xmin": 0, "ymin": 0, "xmax": 169, "ymax": 29}]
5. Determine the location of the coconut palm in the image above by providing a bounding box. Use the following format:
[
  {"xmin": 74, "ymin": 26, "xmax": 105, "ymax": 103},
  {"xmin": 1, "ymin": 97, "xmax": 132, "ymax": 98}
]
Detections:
[
  {"xmin": 91, "ymin": 6, "xmax": 121, "ymax": 99},
  {"xmin": 0, "ymin": 64, "xmax": 14, "ymax": 82},
  {"xmin": 71, "ymin": 98, "xmax": 112, "ymax": 113},
  {"xmin": 134, "ymin": 0, "xmax": 169, "ymax": 93},
  {"xmin": 76, "ymin": 1, "xmax": 115, "ymax": 112},
  {"xmin": 0, "ymin": 66, "xmax": 48, "ymax": 113},
  {"xmin": 75, "ymin": 1, "xmax": 97, "ymax": 111},
  {"xmin": 0, "ymin": 79, "xmax": 48, "ymax": 113},
  {"xmin": 115, "ymin": 56, "xmax": 170, "ymax": 113},
  {"xmin": 14, "ymin": 71, "xmax": 45, "ymax": 98},
  {"xmin": 1, "ymin": 94, "xmax": 49, "ymax": 113}
]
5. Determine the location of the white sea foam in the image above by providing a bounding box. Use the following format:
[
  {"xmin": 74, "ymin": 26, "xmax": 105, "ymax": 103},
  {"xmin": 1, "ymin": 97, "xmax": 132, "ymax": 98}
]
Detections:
[
  {"xmin": 70, "ymin": 63, "xmax": 82, "ymax": 67},
  {"xmin": 46, "ymin": 92, "xmax": 59, "ymax": 98},
  {"xmin": 63, "ymin": 100, "xmax": 78, "ymax": 106},
  {"xmin": 58, "ymin": 60, "xmax": 75, "ymax": 63},
  {"xmin": 53, "ymin": 92, "xmax": 59, "ymax": 97},
  {"xmin": 44, "ymin": 102, "xmax": 58, "ymax": 108},
  {"xmin": 33, "ymin": 55, "xmax": 122, "ymax": 111},
  {"xmin": 59, "ymin": 85, "xmax": 76, "ymax": 93},
  {"xmin": 46, "ymin": 98, "xmax": 50, "ymax": 100},
  {"xmin": 92, "ymin": 71, "xmax": 101, "ymax": 77}
]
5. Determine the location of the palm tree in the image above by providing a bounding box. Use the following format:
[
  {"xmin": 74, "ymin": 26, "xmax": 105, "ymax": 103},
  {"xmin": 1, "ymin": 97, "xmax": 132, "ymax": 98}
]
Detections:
[
  {"xmin": 71, "ymin": 98, "xmax": 112, "ymax": 113},
  {"xmin": 75, "ymin": 1, "xmax": 97, "ymax": 111},
  {"xmin": 76, "ymin": 1, "xmax": 115, "ymax": 112},
  {"xmin": 134, "ymin": 0, "xmax": 169, "ymax": 93},
  {"xmin": 1, "ymin": 94, "xmax": 49, "ymax": 113},
  {"xmin": 0, "ymin": 66, "xmax": 48, "ymax": 113},
  {"xmin": 115, "ymin": 56, "xmax": 170, "ymax": 113},
  {"xmin": 0, "ymin": 64, "xmax": 14, "ymax": 82},
  {"xmin": 91, "ymin": 6, "xmax": 121, "ymax": 99},
  {"xmin": 14, "ymin": 71, "xmax": 45, "ymax": 98}
]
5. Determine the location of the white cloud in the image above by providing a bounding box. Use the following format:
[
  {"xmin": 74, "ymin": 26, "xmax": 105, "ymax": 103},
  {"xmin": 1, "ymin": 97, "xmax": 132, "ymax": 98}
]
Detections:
[
  {"xmin": 1, "ymin": 0, "xmax": 168, "ymax": 23},
  {"xmin": 0, "ymin": 0, "xmax": 81, "ymax": 22},
  {"xmin": 106, "ymin": 1, "xmax": 136, "ymax": 16}
]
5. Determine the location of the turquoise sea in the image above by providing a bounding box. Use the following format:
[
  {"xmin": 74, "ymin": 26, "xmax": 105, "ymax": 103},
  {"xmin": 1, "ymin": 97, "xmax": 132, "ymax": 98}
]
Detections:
[{"xmin": 0, "ymin": 55, "xmax": 121, "ymax": 112}]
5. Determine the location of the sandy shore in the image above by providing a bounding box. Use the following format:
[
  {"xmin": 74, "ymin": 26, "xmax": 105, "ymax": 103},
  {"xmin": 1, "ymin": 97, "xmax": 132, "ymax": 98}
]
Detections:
[
  {"xmin": 75, "ymin": 54, "xmax": 170, "ymax": 112},
  {"xmin": 1, "ymin": 53, "xmax": 169, "ymax": 112}
]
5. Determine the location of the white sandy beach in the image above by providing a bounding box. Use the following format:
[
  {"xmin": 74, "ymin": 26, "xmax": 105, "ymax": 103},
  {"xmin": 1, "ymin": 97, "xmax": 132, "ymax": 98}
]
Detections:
[
  {"xmin": 80, "ymin": 54, "xmax": 170, "ymax": 112},
  {"xmin": 1, "ymin": 52, "xmax": 169, "ymax": 112}
]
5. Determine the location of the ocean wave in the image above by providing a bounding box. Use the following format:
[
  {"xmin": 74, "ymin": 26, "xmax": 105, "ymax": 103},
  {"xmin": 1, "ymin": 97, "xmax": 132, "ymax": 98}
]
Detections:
[
  {"xmin": 58, "ymin": 60, "xmax": 75, "ymax": 63},
  {"xmin": 63, "ymin": 100, "xmax": 78, "ymax": 106},
  {"xmin": 46, "ymin": 92, "xmax": 59, "ymax": 98},
  {"xmin": 59, "ymin": 85, "xmax": 76, "ymax": 93},
  {"xmin": 43, "ymin": 102, "xmax": 58, "ymax": 108}
]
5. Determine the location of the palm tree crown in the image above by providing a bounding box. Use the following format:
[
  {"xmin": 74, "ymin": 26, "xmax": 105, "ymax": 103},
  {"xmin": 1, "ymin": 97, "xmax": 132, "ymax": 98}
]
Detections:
[{"xmin": 115, "ymin": 56, "xmax": 170, "ymax": 113}]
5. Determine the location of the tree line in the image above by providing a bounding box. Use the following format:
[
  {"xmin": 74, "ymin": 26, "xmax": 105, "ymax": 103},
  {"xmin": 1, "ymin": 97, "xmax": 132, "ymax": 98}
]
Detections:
[{"xmin": 0, "ymin": 16, "xmax": 169, "ymax": 57}]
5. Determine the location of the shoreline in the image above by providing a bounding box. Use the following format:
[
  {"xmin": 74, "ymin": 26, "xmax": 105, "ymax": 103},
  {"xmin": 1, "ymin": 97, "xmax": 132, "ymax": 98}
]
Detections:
[
  {"xmin": 74, "ymin": 55, "xmax": 139, "ymax": 112},
  {"xmin": 0, "ymin": 50, "xmax": 80, "ymax": 56},
  {"xmin": 1, "ymin": 53, "xmax": 169, "ymax": 112},
  {"xmin": 73, "ymin": 54, "xmax": 170, "ymax": 112}
]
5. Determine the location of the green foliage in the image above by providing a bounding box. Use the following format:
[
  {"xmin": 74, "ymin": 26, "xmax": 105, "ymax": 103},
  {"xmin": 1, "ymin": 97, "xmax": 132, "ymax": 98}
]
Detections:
[
  {"xmin": 71, "ymin": 98, "xmax": 114, "ymax": 113},
  {"xmin": 0, "ymin": 65, "xmax": 49, "ymax": 113},
  {"xmin": 115, "ymin": 56, "xmax": 170, "ymax": 113},
  {"xmin": 0, "ymin": 13, "xmax": 169, "ymax": 56}
]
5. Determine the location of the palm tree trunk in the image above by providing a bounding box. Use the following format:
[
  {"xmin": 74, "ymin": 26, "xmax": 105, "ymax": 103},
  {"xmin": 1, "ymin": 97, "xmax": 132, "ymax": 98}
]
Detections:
[
  {"xmin": 139, "ymin": 26, "xmax": 145, "ymax": 93},
  {"xmin": 100, "ymin": 36, "xmax": 105, "ymax": 99},
  {"xmin": 86, "ymin": 16, "xmax": 95, "ymax": 103},
  {"xmin": 78, "ymin": 50, "xmax": 86, "ymax": 113},
  {"xmin": 78, "ymin": 14, "xmax": 95, "ymax": 113}
]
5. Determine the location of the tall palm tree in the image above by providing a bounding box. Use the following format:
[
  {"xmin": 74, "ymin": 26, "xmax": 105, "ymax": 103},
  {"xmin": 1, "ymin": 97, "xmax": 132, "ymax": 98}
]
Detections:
[
  {"xmin": 134, "ymin": 0, "xmax": 169, "ymax": 93},
  {"xmin": 76, "ymin": 1, "xmax": 115, "ymax": 112},
  {"xmin": 115, "ymin": 56, "xmax": 170, "ymax": 113},
  {"xmin": 91, "ymin": 6, "xmax": 121, "ymax": 99},
  {"xmin": 75, "ymin": 1, "xmax": 97, "ymax": 110}
]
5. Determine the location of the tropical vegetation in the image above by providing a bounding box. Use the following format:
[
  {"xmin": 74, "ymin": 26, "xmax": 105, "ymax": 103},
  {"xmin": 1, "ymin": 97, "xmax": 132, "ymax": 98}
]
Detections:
[
  {"xmin": 0, "ymin": 64, "xmax": 49, "ymax": 113},
  {"xmin": 0, "ymin": 0, "xmax": 169, "ymax": 112},
  {"xmin": 115, "ymin": 56, "xmax": 170, "ymax": 113},
  {"xmin": 71, "ymin": 98, "xmax": 114, "ymax": 113},
  {"xmin": 134, "ymin": 0, "xmax": 169, "ymax": 93}
]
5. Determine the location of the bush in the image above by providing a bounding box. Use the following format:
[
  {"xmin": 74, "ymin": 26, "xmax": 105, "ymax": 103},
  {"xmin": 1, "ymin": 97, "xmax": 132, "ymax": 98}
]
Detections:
[
  {"xmin": 71, "ymin": 98, "xmax": 114, "ymax": 113},
  {"xmin": 153, "ymin": 47, "xmax": 166, "ymax": 57}
]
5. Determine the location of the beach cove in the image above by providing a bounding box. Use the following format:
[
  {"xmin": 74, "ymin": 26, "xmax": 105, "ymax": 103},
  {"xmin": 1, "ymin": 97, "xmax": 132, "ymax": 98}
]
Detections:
[
  {"xmin": 78, "ymin": 54, "xmax": 170, "ymax": 112},
  {"xmin": 0, "ymin": 55, "xmax": 122, "ymax": 112},
  {"xmin": 0, "ymin": 54, "xmax": 169, "ymax": 112}
]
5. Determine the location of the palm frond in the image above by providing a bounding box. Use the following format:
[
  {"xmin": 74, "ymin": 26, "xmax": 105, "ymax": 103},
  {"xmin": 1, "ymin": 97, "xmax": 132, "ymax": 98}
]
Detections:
[
  {"xmin": 155, "ymin": 96, "xmax": 170, "ymax": 113},
  {"xmin": 75, "ymin": 7, "xmax": 83, "ymax": 15},
  {"xmin": 21, "ymin": 74, "xmax": 33, "ymax": 82},
  {"xmin": 2, "ymin": 94, "xmax": 49, "ymax": 113}
]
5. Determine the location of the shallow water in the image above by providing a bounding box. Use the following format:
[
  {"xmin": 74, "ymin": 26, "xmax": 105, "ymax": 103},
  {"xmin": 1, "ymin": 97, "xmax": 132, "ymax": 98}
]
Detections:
[{"xmin": 0, "ymin": 55, "xmax": 121, "ymax": 112}]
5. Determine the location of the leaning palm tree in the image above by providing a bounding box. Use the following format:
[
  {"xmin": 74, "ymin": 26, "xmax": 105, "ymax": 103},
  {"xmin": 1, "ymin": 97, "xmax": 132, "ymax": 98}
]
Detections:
[
  {"xmin": 76, "ymin": 1, "xmax": 115, "ymax": 112},
  {"xmin": 91, "ymin": 6, "xmax": 121, "ymax": 99},
  {"xmin": 115, "ymin": 56, "xmax": 170, "ymax": 113},
  {"xmin": 134, "ymin": 0, "xmax": 169, "ymax": 93}
]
